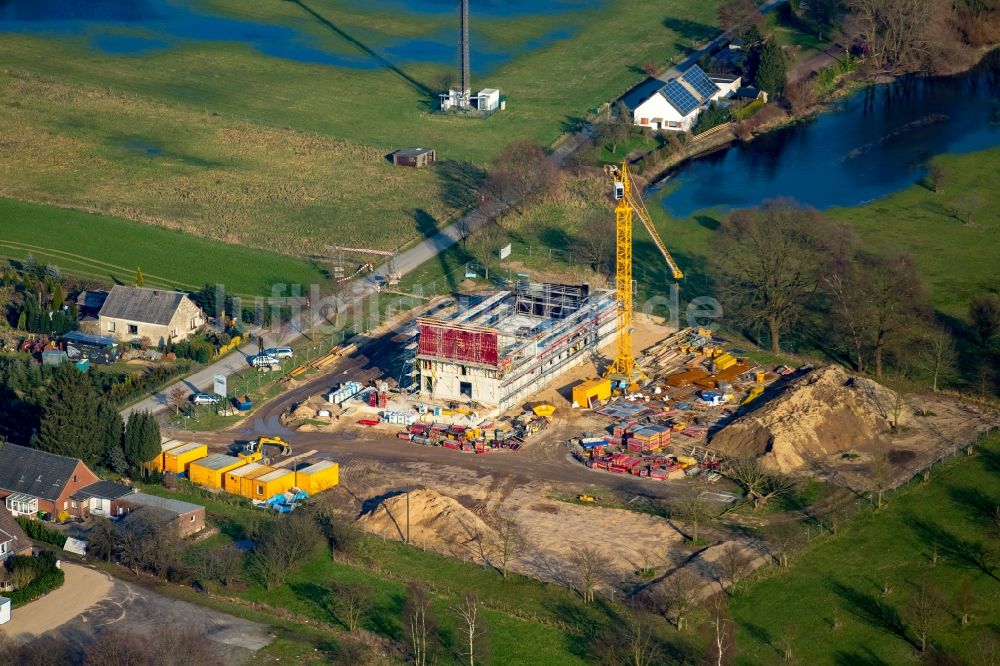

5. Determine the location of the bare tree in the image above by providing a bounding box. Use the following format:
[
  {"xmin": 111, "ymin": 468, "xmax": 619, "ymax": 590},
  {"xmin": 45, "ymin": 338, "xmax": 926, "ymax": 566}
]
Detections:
[
  {"xmin": 919, "ymin": 330, "xmax": 957, "ymax": 392},
  {"xmin": 846, "ymin": 0, "xmax": 937, "ymax": 74},
  {"xmin": 168, "ymin": 386, "xmax": 187, "ymax": 415},
  {"xmin": 763, "ymin": 523, "xmax": 802, "ymax": 568},
  {"xmin": 870, "ymin": 440, "xmax": 891, "ymax": 509},
  {"xmin": 676, "ymin": 486, "xmax": 713, "ymax": 543},
  {"xmin": 595, "ymin": 119, "xmax": 630, "ymax": 155},
  {"xmin": 927, "ymin": 163, "xmax": 946, "ymax": 193},
  {"xmin": 974, "ymin": 628, "xmax": 1000, "ymax": 666},
  {"xmin": 718, "ymin": 0, "xmax": 763, "ymax": 39},
  {"xmin": 452, "ymin": 593, "xmax": 487, "ymax": 666},
  {"xmin": 718, "ymin": 543, "xmax": 754, "ymax": 593},
  {"xmin": 487, "ymin": 511, "xmax": 526, "ymax": 578},
  {"xmin": 572, "ymin": 209, "xmax": 616, "ymax": 279},
  {"xmin": 403, "ymin": 583, "xmax": 436, "ymax": 666},
  {"xmin": 481, "ymin": 141, "xmax": 558, "ymax": 219},
  {"xmin": 472, "ymin": 219, "xmax": 510, "ymax": 282},
  {"xmin": 251, "ymin": 511, "xmax": 322, "ymax": 589},
  {"xmin": 906, "ymin": 578, "xmax": 945, "ymax": 652},
  {"xmin": 704, "ymin": 594, "xmax": 736, "ymax": 666},
  {"xmin": 856, "ymin": 252, "xmax": 928, "ymax": 379},
  {"xmin": 330, "ymin": 581, "xmax": 372, "ymax": 632},
  {"xmin": 570, "ymin": 545, "xmax": 610, "ymax": 603},
  {"xmin": 784, "ymin": 79, "xmax": 818, "ymax": 115},
  {"xmin": 621, "ymin": 610, "xmax": 661, "ymax": 666},
  {"xmin": 724, "ymin": 454, "xmax": 795, "ymax": 508},
  {"xmin": 715, "ymin": 201, "xmax": 836, "ymax": 353},
  {"xmin": 661, "ymin": 571, "xmax": 698, "ymax": 629}
]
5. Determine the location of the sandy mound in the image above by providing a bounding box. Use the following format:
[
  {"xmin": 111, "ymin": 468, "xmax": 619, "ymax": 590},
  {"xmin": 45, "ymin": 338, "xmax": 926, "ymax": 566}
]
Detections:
[
  {"xmin": 292, "ymin": 404, "xmax": 317, "ymax": 419},
  {"xmin": 358, "ymin": 489, "xmax": 491, "ymax": 560},
  {"xmin": 710, "ymin": 365, "xmax": 913, "ymax": 473}
]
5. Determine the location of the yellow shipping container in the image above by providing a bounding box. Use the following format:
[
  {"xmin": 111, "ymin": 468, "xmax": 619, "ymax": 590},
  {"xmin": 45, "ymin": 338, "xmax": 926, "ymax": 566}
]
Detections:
[
  {"xmin": 146, "ymin": 439, "xmax": 184, "ymax": 473},
  {"xmin": 163, "ymin": 443, "xmax": 209, "ymax": 475},
  {"xmin": 223, "ymin": 462, "xmax": 269, "ymax": 495},
  {"xmin": 295, "ymin": 460, "xmax": 340, "ymax": 495},
  {"xmin": 248, "ymin": 468, "xmax": 296, "ymax": 501},
  {"xmin": 237, "ymin": 466, "xmax": 278, "ymax": 499},
  {"xmin": 189, "ymin": 454, "xmax": 245, "ymax": 489},
  {"xmin": 572, "ymin": 378, "xmax": 612, "ymax": 408}
]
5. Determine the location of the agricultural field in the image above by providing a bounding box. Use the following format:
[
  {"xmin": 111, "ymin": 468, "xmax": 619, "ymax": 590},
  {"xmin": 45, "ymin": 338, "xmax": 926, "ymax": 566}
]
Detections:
[
  {"xmin": 730, "ymin": 432, "xmax": 1000, "ymax": 665},
  {"xmin": 0, "ymin": 0, "xmax": 722, "ymax": 258},
  {"xmin": 0, "ymin": 199, "xmax": 328, "ymax": 297}
]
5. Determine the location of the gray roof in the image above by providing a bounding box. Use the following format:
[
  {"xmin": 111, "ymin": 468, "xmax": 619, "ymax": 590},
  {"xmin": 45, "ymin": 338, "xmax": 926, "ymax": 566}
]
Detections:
[
  {"xmin": 76, "ymin": 290, "xmax": 108, "ymax": 311},
  {"xmin": 0, "ymin": 510, "xmax": 28, "ymax": 552},
  {"xmin": 0, "ymin": 444, "xmax": 83, "ymax": 501},
  {"xmin": 72, "ymin": 481, "xmax": 135, "ymax": 501},
  {"xmin": 123, "ymin": 492, "xmax": 203, "ymax": 516},
  {"xmin": 98, "ymin": 285, "xmax": 190, "ymax": 326},
  {"xmin": 396, "ymin": 147, "xmax": 434, "ymax": 157}
]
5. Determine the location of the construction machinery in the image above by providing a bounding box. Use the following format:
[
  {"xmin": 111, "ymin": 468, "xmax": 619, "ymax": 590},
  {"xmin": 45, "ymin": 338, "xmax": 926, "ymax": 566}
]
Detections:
[
  {"xmin": 238, "ymin": 436, "xmax": 293, "ymax": 464},
  {"xmin": 605, "ymin": 160, "xmax": 684, "ymax": 385}
]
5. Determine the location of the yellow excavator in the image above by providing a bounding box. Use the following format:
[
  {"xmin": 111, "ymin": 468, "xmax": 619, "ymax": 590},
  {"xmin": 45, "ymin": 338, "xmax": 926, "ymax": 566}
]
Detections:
[{"xmin": 238, "ymin": 436, "xmax": 292, "ymax": 464}]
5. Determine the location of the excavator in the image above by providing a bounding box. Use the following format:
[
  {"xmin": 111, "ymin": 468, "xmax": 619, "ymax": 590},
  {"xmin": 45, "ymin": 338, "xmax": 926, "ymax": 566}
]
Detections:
[{"xmin": 237, "ymin": 436, "xmax": 292, "ymax": 465}]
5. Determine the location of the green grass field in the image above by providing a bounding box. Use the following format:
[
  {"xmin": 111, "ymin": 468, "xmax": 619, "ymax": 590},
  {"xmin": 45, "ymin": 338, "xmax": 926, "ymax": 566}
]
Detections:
[
  {"xmin": 0, "ymin": 198, "xmax": 329, "ymax": 296},
  {"xmin": 0, "ymin": 0, "xmax": 722, "ymax": 256},
  {"xmin": 729, "ymin": 432, "xmax": 1000, "ymax": 664}
]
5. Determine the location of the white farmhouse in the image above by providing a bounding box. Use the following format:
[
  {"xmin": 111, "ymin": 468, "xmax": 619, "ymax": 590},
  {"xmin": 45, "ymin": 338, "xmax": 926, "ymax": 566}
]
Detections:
[
  {"xmin": 98, "ymin": 285, "xmax": 206, "ymax": 346},
  {"xmin": 632, "ymin": 65, "xmax": 741, "ymax": 132}
]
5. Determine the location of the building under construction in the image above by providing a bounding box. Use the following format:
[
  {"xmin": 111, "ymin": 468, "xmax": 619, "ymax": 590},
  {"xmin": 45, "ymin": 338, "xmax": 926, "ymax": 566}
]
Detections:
[{"xmin": 415, "ymin": 282, "xmax": 617, "ymax": 413}]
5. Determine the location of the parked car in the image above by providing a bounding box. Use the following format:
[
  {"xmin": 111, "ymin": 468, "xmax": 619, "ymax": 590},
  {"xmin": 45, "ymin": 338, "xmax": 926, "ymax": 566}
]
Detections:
[
  {"xmin": 264, "ymin": 347, "xmax": 293, "ymax": 359},
  {"xmin": 251, "ymin": 354, "xmax": 279, "ymax": 368},
  {"xmin": 190, "ymin": 393, "xmax": 220, "ymax": 405}
]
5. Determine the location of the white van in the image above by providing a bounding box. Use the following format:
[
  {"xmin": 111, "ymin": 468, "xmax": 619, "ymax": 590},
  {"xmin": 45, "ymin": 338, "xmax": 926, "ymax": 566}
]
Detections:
[{"xmin": 265, "ymin": 347, "xmax": 294, "ymax": 359}]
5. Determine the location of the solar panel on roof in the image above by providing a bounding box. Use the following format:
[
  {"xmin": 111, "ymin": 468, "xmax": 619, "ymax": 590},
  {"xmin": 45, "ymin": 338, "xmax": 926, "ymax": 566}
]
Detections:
[
  {"xmin": 682, "ymin": 66, "xmax": 718, "ymax": 100},
  {"xmin": 662, "ymin": 80, "xmax": 700, "ymax": 116}
]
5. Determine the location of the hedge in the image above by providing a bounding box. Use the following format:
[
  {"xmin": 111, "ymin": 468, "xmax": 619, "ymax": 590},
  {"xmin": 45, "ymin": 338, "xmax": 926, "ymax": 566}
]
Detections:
[
  {"xmin": 6, "ymin": 552, "xmax": 65, "ymax": 606},
  {"xmin": 16, "ymin": 516, "xmax": 68, "ymax": 547}
]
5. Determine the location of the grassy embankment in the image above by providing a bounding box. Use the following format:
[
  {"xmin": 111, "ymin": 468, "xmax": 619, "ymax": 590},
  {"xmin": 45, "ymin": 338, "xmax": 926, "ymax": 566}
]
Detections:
[
  {"xmin": 730, "ymin": 432, "xmax": 1000, "ymax": 664},
  {"xmin": 0, "ymin": 0, "xmax": 722, "ymax": 258}
]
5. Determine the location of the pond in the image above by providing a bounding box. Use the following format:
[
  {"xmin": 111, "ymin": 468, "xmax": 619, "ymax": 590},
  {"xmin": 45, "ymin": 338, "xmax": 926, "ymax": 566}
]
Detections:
[
  {"xmin": 0, "ymin": 0, "xmax": 592, "ymax": 72},
  {"xmin": 656, "ymin": 53, "xmax": 1000, "ymax": 218}
]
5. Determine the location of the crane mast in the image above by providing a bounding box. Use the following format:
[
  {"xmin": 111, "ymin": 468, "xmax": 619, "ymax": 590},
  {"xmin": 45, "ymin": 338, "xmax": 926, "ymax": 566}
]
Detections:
[{"xmin": 605, "ymin": 161, "xmax": 683, "ymax": 384}]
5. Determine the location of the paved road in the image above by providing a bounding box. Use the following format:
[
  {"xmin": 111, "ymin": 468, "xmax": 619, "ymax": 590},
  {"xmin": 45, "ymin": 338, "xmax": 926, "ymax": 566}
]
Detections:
[{"xmin": 125, "ymin": 0, "xmax": 788, "ymax": 420}]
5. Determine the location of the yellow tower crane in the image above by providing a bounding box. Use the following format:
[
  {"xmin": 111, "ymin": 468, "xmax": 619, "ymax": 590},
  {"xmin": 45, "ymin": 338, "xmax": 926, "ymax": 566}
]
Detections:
[{"xmin": 605, "ymin": 160, "xmax": 684, "ymax": 385}]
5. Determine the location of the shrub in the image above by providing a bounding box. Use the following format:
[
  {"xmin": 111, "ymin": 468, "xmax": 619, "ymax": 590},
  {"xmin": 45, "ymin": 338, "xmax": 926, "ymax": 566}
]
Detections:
[
  {"xmin": 16, "ymin": 516, "xmax": 67, "ymax": 547},
  {"xmin": 7, "ymin": 552, "xmax": 65, "ymax": 605}
]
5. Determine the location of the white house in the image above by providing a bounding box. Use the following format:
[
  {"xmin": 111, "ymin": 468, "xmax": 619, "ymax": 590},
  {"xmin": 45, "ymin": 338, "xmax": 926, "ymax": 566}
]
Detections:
[
  {"xmin": 632, "ymin": 65, "xmax": 741, "ymax": 132},
  {"xmin": 98, "ymin": 285, "xmax": 205, "ymax": 346}
]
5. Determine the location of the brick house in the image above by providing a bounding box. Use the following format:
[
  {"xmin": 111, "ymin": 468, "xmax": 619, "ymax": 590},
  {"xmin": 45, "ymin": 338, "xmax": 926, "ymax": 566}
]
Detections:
[
  {"xmin": 98, "ymin": 285, "xmax": 206, "ymax": 346},
  {"xmin": 0, "ymin": 444, "xmax": 100, "ymax": 522},
  {"xmin": 0, "ymin": 510, "xmax": 31, "ymax": 563},
  {"xmin": 119, "ymin": 493, "xmax": 206, "ymax": 538}
]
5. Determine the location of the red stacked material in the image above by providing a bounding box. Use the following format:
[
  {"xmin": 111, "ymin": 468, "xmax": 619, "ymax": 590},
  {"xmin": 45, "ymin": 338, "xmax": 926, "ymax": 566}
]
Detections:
[
  {"xmin": 442, "ymin": 439, "xmax": 461, "ymax": 450},
  {"xmin": 396, "ymin": 432, "xmax": 412, "ymax": 440},
  {"xmin": 357, "ymin": 418, "xmax": 379, "ymax": 427}
]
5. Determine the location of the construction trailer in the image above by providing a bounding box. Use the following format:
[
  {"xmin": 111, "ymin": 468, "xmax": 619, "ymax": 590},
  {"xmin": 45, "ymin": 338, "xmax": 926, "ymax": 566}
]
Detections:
[
  {"xmin": 188, "ymin": 454, "xmax": 245, "ymax": 489},
  {"xmin": 223, "ymin": 462, "xmax": 270, "ymax": 496},
  {"xmin": 145, "ymin": 439, "xmax": 184, "ymax": 474},
  {"xmin": 250, "ymin": 469, "xmax": 296, "ymax": 501},
  {"xmin": 295, "ymin": 460, "xmax": 340, "ymax": 494},
  {"xmin": 162, "ymin": 442, "xmax": 209, "ymax": 475},
  {"xmin": 416, "ymin": 282, "xmax": 617, "ymax": 413}
]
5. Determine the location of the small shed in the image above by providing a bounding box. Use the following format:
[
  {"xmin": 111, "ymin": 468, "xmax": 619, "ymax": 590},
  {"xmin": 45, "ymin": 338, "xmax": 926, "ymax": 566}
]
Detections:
[
  {"xmin": 251, "ymin": 468, "xmax": 296, "ymax": 501},
  {"xmin": 223, "ymin": 462, "xmax": 270, "ymax": 496},
  {"xmin": 392, "ymin": 148, "xmax": 436, "ymax": 168},
  {"xmin": 41, "ymin": 349, "xmax": 68, "ymax": 367},
  {"xmin": 62, "ymin": 331, "xmax": 120, "ymax": 365}
]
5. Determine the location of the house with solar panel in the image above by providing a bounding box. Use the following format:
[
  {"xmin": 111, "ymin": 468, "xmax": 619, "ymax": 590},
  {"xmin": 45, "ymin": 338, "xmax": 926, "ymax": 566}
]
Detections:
[{"xmin": 631, "ymin": 65, "xmax": 741, "ymax": 132}]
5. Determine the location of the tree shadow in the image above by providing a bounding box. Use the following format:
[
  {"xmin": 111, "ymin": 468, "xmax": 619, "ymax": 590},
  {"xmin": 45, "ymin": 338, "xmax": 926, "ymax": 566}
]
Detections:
[
  {"xmin": 539, "ymin": 225, "xmax": 572, "ymax": 249},
  {"xmin": 693, "ymin": 214, "xmax": 720, "ymax": 231},
  {"xmin": 435, "ymin": 159, "xmax": 486, "ymax": 211},
  {"xmin": 367, "ymin": 590, "xmax": 404, "ymax": 640},
  {"xmin": 830, "ymin": 580, "xmax": 913, "ymax": 647},
  {"xmin": 908, "ymin": 516, "xmax": 999, "ymax": 580},
  {"xmin": 284, "ymin": 0, "xmax": 434, "ymax": 99},
  {"xmin": 947, "ymin": 485, "xmax": 1000, "ymax": 528},
  {"xmin": 561, "ymin": 115, "xmax": 590, "ymax": 133},
  {"xmin": 662, "ymin": 17, "xmax": 721, "ymax": 56},
  {"xmin": 742, "ymin": 622, "xmax": 780, "ymax": 656},
  {"xmin": 833, "ymin": 648, "xmax": 893, "ymax": 666},
  {"xmin": 289, "ymin": 580, "xmax": 333, "ymax": 621}
]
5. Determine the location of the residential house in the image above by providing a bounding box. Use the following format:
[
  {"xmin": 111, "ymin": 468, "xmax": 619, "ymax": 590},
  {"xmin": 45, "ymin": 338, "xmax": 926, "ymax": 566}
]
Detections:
[
  {"xmin": 119, "ymin": 493, "xmax": 205, "ymax": 537},
  {"xmin": 631, "ymin": 64, "xmax": 741, "ymax": 132},
  {"xmin": 0, "ymin": 444, "xmax": 100, "ymax": 521},
  {"xmin": 70, "ymin": 481, "xmax": 136, "ymax": 519},
  {"xmin": 98, "ymin": 285, "xmax": 205, "ymax": 346},
  {"xmin": 0, "ymin": 511, "xmax": 31, "ymax": 563}
]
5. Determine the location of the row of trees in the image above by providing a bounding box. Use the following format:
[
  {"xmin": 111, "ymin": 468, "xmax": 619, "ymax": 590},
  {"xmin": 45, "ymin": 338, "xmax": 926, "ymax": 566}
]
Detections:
[{"xmin": 0, "ymin": 260, "xmax": 80, "ymax": 335}]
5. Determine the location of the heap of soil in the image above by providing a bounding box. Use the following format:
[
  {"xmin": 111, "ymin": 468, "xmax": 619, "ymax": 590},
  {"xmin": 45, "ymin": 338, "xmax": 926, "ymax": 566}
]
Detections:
[
  {"xmin": 358, "ymin": 488, "xmax": 491, "ymax": 560},
  {"xmin": 710, "ymin": 365, "xmax": 913, "ymax": 473}
]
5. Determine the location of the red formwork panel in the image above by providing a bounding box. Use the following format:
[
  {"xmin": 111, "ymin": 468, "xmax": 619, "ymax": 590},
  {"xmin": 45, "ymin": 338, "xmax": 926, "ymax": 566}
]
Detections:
[{"xmin": 418, "ymin": 321, "xmax": 500, "ymax": 367}]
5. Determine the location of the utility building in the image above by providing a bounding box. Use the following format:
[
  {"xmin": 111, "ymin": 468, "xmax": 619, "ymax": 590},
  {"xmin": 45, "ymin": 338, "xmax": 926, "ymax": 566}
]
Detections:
[{"xmin": 415, "ymin": 282, "xmax": 616, "ymax": 413}]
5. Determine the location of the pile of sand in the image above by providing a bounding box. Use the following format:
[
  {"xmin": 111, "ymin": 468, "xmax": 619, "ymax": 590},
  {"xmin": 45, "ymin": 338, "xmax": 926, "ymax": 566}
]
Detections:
[
  {"xmin": 292, "ymin": 404, "xmax": 317, "ymax": 419},
  {"xmin": 710, "ymin": 365, "xmax": 913, "ymax": 473},
  {"xmin": 358, "ymin": 489, "xmax": 492, "ymax": 561}
]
